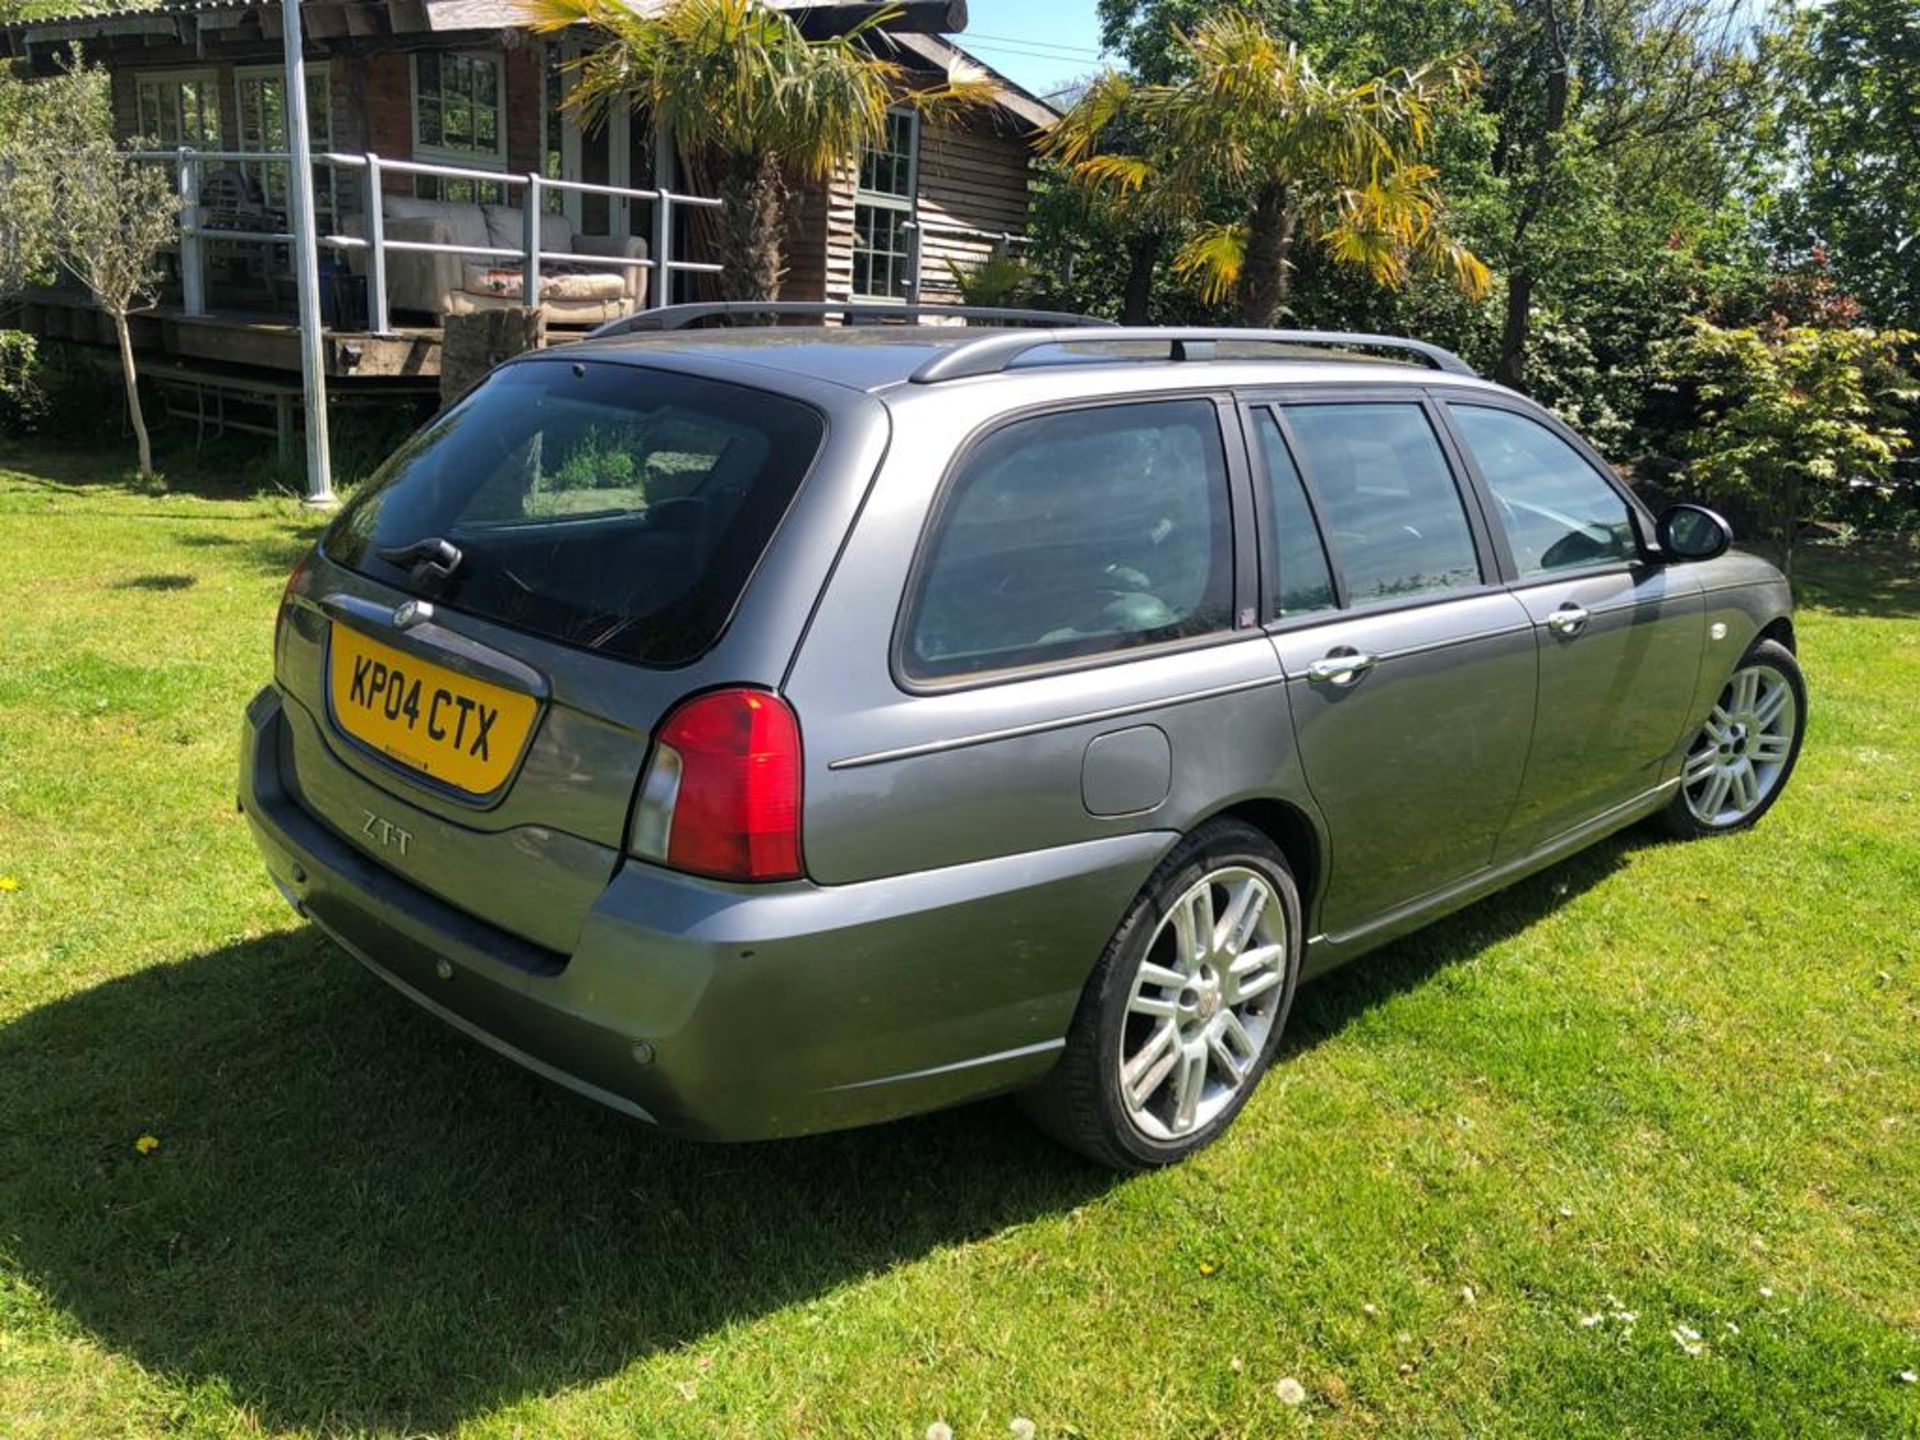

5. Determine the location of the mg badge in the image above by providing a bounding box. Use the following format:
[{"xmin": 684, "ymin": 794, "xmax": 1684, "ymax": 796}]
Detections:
[{"xmin": 393, "ymin": 599, "xmax": 431, "ymax": 630}]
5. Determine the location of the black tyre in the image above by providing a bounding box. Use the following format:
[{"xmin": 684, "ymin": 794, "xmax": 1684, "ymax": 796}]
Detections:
[
  {"xmin": 1661, "ymin": 638, "xmax": 1807, "ymax": 839},
  {"xmin": 1023, "ymin": 819, "xmax": 1303, "ymax": 1171}
]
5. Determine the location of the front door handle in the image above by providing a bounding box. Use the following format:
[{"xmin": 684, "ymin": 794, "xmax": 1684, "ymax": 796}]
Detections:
[
  {"xmin": 1306, "ymin": 648, "xmax": 1380, "ymax": 686},
  {"xmin": 1546, "ymin": 604, "xmax": 1591, "ymax": 638}
]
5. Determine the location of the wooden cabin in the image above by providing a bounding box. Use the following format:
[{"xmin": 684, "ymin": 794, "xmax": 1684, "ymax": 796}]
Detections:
[{"xmin": 0, "ymin": 0, "xmax": 1054, "ymax": 425}]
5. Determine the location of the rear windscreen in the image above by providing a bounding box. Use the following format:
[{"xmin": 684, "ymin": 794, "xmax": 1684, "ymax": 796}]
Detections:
[{"xmin": 323, "ymin": 360, "xmax": 825, "ymax": 666}]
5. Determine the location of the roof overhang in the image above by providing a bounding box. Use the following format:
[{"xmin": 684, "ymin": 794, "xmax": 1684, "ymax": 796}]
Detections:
[{"xmin": 888, "ymin": 29, "xmax": 1058, "ymax": 132}]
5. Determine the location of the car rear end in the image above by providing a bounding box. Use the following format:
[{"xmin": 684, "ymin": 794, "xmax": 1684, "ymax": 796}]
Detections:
[{"xmin": 239, "ymin": 346, "xmax": 923, "ymax": 1136}]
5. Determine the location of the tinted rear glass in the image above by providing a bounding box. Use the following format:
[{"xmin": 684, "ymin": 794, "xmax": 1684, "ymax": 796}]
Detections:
[{"xmin": 323, "ymin": 361, "xmax": 824, "ymax": 666}]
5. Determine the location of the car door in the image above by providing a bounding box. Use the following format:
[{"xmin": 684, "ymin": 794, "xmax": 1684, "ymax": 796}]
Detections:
[
  {"xmin": 1249, "ymin": 394, "xmax": 1539, "ymax": 941},
  {"xmin": 1439, "ymin": 397, "xmax": 1706, "ymax": 856}
]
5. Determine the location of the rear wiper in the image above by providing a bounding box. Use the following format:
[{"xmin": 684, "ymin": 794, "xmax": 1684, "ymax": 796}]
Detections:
[{"xmin": 374, "ymin": 535, "xmax": 464, "ymax": 587}]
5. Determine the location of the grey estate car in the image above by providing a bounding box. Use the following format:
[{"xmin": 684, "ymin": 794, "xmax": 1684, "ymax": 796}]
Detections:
[{"xmin": 240, "ymin": 307, "xmax": 1806, "ymax": 1169}]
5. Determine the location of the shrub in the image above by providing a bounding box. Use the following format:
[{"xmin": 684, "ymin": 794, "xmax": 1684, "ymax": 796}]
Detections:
[
  {"xmin": 0, "ymin": 330, "xmax": 47, "ymax": 434},
  {"xmin": 1670, "ymin": 320, "xmax": 1918, "ymax": 568}
]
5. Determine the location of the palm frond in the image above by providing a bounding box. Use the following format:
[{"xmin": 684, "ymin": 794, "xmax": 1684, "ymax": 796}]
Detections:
[{"xmin": 1172, "ymin": 222, "xmax": 1248, "ymax": 305}]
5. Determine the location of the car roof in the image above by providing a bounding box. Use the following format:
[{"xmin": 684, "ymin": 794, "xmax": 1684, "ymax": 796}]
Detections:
[{"xmin": 552, "ymin": 326, "xmax": 1507, "ymax": 398}]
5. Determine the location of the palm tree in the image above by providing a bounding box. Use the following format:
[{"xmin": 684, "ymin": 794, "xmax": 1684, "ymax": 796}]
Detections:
[
  {"xmin": 1049, "ymin": 14, "xmax": 1492, "ymax": 327},
  {"xmin": 533, "ymin": 0, "xmax": 993, "ymax": 301}
]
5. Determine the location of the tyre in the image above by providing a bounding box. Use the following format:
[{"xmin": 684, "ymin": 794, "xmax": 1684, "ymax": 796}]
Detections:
[
  {"xmin": 1023, "ymin": 819, "xmax": 1303, "ymax": 1171},
  {"xmin": 1662, "ymin": 638, "xmax": 1807, "ymax": 839}
]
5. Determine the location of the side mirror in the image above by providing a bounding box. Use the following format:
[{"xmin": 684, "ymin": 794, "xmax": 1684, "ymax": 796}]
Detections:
[{"xmin": 1656, "ymin": 503, "xmax": 1733, "ymax": 563}]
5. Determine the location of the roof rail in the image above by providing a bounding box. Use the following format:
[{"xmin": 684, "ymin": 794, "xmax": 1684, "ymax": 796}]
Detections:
[
  {"xmin": 907, "ymin": 327, "xmax": 1479, "ymax": 384},
  {"xmin": 592, "ymin": 301, "xmax": 1118, "ymax": 338}
]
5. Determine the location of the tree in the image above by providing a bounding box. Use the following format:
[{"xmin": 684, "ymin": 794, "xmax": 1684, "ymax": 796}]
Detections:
[
  {"xmin": 1095, "ymin": 0, "xmax": 1771, "ymax": 398},
  {"xmin": 53, "ymin": 137, "xmax": 179, "ymax": 478},
  {"xmin": 1780, "ymin": 0, "xmax": 1920, "ymax": 333},
  {"xmin": 0, "ymin": 58, "xmax": 111, "ymax": 308},
  {"xmin": 1671, "ymin": 319, "xmax": 1917, "ymax": 572},
  {"xmin": 1048, "ymin": 14, "xmax": 1490, "ymax": 327},
  {"xmin": 533, "ymin": 0, "xmax": 992, "ymax": 300}
]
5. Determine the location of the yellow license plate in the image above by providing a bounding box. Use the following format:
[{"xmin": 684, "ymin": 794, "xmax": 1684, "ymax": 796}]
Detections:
[{"xmin": 328, "ymin": 625, "xmax": 539, "ymax": 797}]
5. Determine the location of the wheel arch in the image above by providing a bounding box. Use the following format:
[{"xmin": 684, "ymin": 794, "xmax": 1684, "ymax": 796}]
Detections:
[
  {"xmin": 1199, "ymin": 797, "xmax": 1327, "ymax": 937},
  {"xmin": 1757, "ymin": 615, "xmax": 1796, "ymax": 653}
]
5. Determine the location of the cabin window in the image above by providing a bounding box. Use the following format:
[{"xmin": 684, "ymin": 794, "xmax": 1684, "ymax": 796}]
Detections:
[
  {"xmin": 135, "ymin": 70, "xmax": 222, "ymax": 150},
  {"xmin": 852, "ymin": 107, "xmax": 917, "ymax": 299},
  {"xmin": 412, "ymin": 50, "xmax": 507, "ymax": 203},
  {"xmin": 232, "ymin": 68, "xmax": 335, "ymax": 229}
]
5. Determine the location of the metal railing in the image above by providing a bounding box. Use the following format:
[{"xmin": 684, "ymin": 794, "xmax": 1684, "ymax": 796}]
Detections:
[
  {"xmin": 901, "ymin": 217, "xmax": 1033, "ymax": 302},
  {"xmin": 132, "ymin": 147, "xmax": 724, "ymax": 335}
]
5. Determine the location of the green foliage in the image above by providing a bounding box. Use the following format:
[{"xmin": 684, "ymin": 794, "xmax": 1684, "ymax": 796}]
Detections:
[
  {"xmin": 943, "ymin": 250, "xmax": 1035, "ymax": 307},
  {"xmin": 0, "ymin": 331, "xmax": 44, "ymax": 434},
  {"xmin": 545, "ymin": 426, "xmax": 640, "ymax": 494},
  {"xmin": 1671, "ymin": 320, "xmax": 1918, "ymax": 564},
  {"xmin": 1050, "ymin": 12, "xmax": 1489, "ymax": 326},
  {"xmin": 1778, "ymin": 0, "xmax": 1920, "ymax": 333},
  {"xmin": 0, "ymin": 57, "xmax": 112, "ymax": 300}
]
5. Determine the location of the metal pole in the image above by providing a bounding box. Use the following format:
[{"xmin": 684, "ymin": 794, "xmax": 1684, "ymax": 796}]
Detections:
[
  {"xmin": 281, "ymin": 0, "xmax": 335, "ymax": 507},
  {"xmin": 177, "ymin": 150, "xmax": 205, "ymax": 316},
  {"xmin": 522, "ymin": 174, "xmax": 542, "ymax": 307},
  {"xmin": 365, "ymin": 151, "xmax": 390, "ymax": 335},
  {"xmin": 650, "ymin": 193, "xmax": 671, "ymax": 309}
]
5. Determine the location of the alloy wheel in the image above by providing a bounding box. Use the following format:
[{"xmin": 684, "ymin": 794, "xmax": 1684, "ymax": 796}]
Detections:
[
  {"xmin": 1683, "ymin": 660, "xmax": 1798, "ymax": 827},
  {"xmin": 1117, "ymin": 866, "xmax": 1288, "ymax": 1141}
]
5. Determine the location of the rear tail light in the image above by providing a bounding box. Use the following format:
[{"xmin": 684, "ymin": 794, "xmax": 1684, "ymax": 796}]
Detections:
[{"xmin": 630, "ymin": 688, "xmax": 804, "ymax": 882}]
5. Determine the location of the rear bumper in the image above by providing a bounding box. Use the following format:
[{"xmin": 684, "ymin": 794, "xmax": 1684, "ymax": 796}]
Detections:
[{"xmin": 239, "ymin": 685, "xmax": 1167, "ymax": 1140}]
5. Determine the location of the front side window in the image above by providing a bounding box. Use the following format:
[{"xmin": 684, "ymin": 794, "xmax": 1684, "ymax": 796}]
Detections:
[
  {"xmin": 1282, "ymin": 401, "xmax": 1482, "ymax": 607},
  {"xmin": 136, "ymin": 71, "xmax": 221, "ymax": 149},
  {"xmin": 325, "ymin": 362, "xmax": 825, "ymax": 667},
  {"xmin": 852, "ymin": 108, "xmax": 916, "ymax": 298},
  {"xmin": 1450, "ymin": 404, "xmax": 1638, "ymax": 576},
  {"xmin": 1252, "ymin": 410, "xmax": 1336, "ymax": 619},
  {"xmin": 414, "ymin": 51, "xmax": 506, "ymax": 202},
  {"xmin": 905, "ymin": 400, "xmax": 1234, "ymax": 681}
]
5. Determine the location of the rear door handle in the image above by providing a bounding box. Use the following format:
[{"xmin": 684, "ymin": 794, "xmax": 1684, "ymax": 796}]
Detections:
[
  {"xmin": 1306, "ymin": 648, "xmax": 1380, "ymax": 686},
  {"xmin": 1546, "ymin": 604, "xmax": 1591, "ymax": 638}
]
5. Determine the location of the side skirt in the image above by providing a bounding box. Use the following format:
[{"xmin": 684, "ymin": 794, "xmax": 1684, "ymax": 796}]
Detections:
[{"xmin": 1300, "ymin": 778, "xmax": 1679, "ymax": 980}]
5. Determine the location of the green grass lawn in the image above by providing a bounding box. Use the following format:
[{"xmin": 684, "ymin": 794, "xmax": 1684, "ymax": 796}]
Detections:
[{"xmin": 1, "ymin": 443, "xmax": 1916, "ymax": 1439}]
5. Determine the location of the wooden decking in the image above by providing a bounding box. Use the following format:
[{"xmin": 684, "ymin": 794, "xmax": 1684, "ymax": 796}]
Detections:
[{"xmin": 14, "ymin": 291, "xmax": 444, "ymax": 384}]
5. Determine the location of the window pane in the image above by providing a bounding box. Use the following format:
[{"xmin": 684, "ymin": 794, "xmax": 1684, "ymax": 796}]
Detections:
[
  {"xmin": 1451, "ymin": 404, "xmax": 1638, "ymax": 576},
  {"xmin": 1253, "ymin": 411, "xmax": 1335, "ymax": 618},
  {"xmin": 907, "ymin": 400, "xmax": 1234, "ymax": 679},
  {"xmin": 1283, "ymin": 402, "xmax": 1480, "ymax": 606},
  {"xmin": 325, "ymin": 364, "xmax": 825, "ymax": 668},
  {"xmin": 858, "ymin": 108, "xmax": 913, "ymax": 199}
]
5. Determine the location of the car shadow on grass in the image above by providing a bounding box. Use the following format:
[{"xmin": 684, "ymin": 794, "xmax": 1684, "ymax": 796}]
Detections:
[{"xmin": 0, "ymin": 834, "xmax": 1636, "ymax": 1432}]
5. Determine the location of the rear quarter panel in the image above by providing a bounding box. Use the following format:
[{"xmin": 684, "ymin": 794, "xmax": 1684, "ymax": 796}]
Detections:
[{"xmin": 784, "ymin": 380, "xmax": 1320, "ymax": 893}]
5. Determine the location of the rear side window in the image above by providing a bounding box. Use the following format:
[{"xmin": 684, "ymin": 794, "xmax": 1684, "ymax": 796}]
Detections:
[
  {"xmin": 1450, "ymin": 403, "xmax": 1638, "ymax": 575},
  {"xmin": 1282, "ymin": 402, "xmax": 1481, "ymax": 606},
  {"xmin": 1252, "ymin": 410, "xmax": 1336, "ymax": 619},
  {"xmin": 323, "ymin": 361, "xmax": 824, "ymax": 666},
  {"xmin": 905, "ymin": 399, "xmax": 1234, "ymax": 681}
]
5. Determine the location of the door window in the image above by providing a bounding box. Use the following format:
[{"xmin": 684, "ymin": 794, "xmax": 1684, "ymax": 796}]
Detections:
[
  {"xmin": 905, "ymin": 400, "xmax": 1234, "ymax": 680},
  {"xmin": 1282, "ymin": 402, "xmax": 1481, "ymax": 606},
  {"xmin": 1252, "ymin": 410, "xmax": 1335, "ymax": 619},
  {"xmin": 1450, "ymin": 404, "xmax": 1638, "ymax": 576}
]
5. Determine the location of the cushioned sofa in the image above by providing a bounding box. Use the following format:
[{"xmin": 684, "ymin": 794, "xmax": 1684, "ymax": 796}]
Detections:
[{"xmin": 343, "ymin": 194, "xmax": 649, "ymax": 325}]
